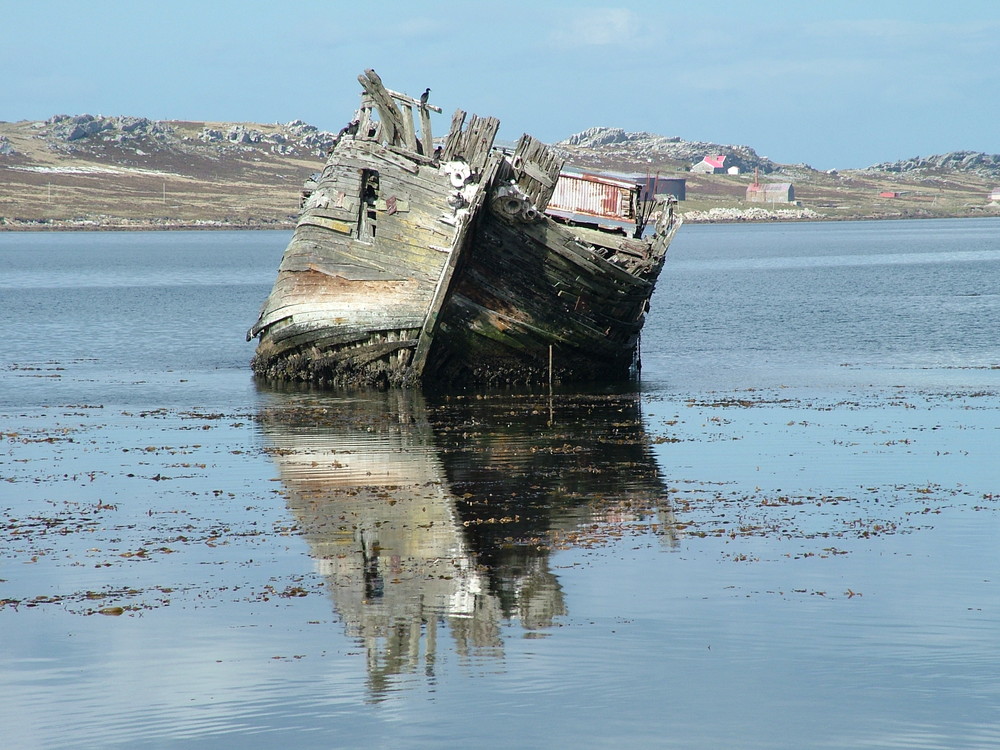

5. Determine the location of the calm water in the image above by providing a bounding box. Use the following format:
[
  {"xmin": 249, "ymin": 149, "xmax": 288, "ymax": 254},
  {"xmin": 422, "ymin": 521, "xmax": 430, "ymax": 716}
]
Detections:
[{"xmin": 2, "ymin": 220, "xmax": 1000, "ymax": 749}]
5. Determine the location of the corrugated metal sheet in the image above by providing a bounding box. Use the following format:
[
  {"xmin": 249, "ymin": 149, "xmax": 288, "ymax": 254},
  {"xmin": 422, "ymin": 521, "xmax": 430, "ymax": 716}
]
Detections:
[{"xmin": 548, "ymin": 172, "xmax": 636, "ymax": 220}]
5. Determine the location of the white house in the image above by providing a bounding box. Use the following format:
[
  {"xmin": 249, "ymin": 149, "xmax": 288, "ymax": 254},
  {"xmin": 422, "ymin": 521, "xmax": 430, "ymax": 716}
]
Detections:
[{"xmin": 691, "ymin": 155, "xmax": 727, "ymax": 174}]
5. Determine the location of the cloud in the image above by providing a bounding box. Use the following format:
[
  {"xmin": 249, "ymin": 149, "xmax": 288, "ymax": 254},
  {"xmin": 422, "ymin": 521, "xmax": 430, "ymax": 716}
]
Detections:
[{"xmin": 549, "ymin": 7, "xmax": 645, "ymax": 48}]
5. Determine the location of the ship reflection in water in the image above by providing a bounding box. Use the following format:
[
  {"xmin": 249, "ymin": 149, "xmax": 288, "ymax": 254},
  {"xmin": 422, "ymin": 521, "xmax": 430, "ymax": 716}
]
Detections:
[{"xmin": 257, "ymin": 388, "xmax": 676, "ymax": 697}]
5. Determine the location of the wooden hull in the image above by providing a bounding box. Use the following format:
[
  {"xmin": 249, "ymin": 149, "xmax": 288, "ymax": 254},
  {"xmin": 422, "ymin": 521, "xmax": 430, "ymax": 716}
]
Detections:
[
  {"xmin": 249, "ymin": 71, "xmax": 680, "ymax": 389},
  {"xmin": 250, "ymin": 140, "xmax": 494, "ymax": 388},
  {"xmin": 424, "ymin": 208, "xmax": 681, "ymax": 386}
]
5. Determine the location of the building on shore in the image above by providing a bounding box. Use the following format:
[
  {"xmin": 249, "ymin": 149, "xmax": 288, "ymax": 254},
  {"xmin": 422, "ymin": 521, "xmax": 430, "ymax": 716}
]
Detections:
[
  {"xmin": 746, "ymin": 181, "xmax": 794, "ymax": 203},
  {"xmin": 632, "ymin": 174, "xmax": 686, "ymax": 201},
  {"xmin": 691, "ymin": 154, "xmax": 727, "ymax": 174}
]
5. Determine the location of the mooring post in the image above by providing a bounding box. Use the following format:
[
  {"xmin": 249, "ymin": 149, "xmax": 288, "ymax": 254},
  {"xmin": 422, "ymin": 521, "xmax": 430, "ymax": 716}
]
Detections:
[{"xmin": 548, "ymin": 344, "xmax": 555, "ymax": 426}]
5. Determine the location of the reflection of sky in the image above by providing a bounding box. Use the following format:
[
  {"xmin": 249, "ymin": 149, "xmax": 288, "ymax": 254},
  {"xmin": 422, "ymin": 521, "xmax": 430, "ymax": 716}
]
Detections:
[
  {"xmin": 643, "ymin": 218, "xmax": 1000, "ymax": 391},
  {"xmin": 4, "ymin": 222, "xmax": 1000, "ymax": 748},
  {"xmin": 3, "ymin": 388, "xmax": 1000, "ymax": 748},
  {"xmin": 646, "ymin": 389, "xmax": 1000, "ymax": 493}
]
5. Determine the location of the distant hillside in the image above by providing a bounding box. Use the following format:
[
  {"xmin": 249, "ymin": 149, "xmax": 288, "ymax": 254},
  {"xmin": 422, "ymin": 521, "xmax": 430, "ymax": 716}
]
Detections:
[
  {"xmin": 6, "ymin": 113, "xmax": 337, "ymax": 161},
  {"xmin": 555, "ymin": 126, "xmax": 779, "ymax": 175},
  {"xmin": 552, "ymin": 127, "xmax": 999, "ymax": 222},
  {"xmin": 0, "ymin": 114, "xmax": 337, "ymax": 229},
  {"xmin": 1, "ymin": 115, "xmax": 998, "ymax": 229},
  {"xmin": 863, "ymin": 151, "xmax": 1000, "ymax": 179}
]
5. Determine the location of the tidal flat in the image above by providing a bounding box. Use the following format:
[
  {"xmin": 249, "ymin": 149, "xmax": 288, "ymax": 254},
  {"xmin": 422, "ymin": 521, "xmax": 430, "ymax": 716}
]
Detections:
[{"xmin": 2, "ymin": 222, "xmax": 1000, "ymax": 749}]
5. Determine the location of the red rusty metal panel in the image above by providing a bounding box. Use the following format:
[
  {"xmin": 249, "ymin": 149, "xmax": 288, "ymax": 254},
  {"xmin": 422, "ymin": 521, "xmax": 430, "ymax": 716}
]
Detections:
[{"xmin": 548, "ymin": 172, "xmax": 636, "ymax": 220}]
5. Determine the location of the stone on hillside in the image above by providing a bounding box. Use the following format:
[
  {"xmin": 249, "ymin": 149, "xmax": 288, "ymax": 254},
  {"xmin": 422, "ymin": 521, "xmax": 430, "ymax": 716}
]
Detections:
[
  {"xmin": 286, "ymin": 120, "xmax": 319, "ymax": 135},
  {"xmin": 40, "ymin": 114, "xmax": 172, "ymax": 146},
  {"xmin": 199, "ymin": 128, "xmax": 225, "ymax": 142},
  {"xmin": 561, "ymin": 127, "xmax": 630, "ymax": 148},
  {"xmin": 866, "ymin": 151, "xmax": 1000, "ymax": 178},
  {"xmin": 227, "ymin": 125, "xmax": 263, "ymax": 144}
]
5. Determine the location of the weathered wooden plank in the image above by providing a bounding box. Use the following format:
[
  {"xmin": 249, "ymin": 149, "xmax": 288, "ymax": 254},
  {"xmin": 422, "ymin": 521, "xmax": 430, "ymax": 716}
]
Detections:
[
  {"xmin": 384, "ymin": 86, "xmax": 442, "ymax": 113},
  {"xmin": 300, "ymin": 205, "xmax": 357, "ymax": 223},
  {"xmin": 373, "ymin": 198, "xmax": 410, "ymax": 213},
  {"xmin": 251, "ymin": 273, "xmax": 431, "ymax": 340},
  {"xmin": 270, "ymin": 304, "xmax": 427, "ymax": 330},
  {"xmin": 475, "ymin": 221, "xmax": 638, "ymax": 303},
  {"xmin": 280, "ymin": 258, "xmax": 397, "ymax": 281},
  {"xmin": 386, "ymin": 144, "xmax": 438, "ymax": 167},
  {"xmin": 399, "ymin": 102, "xmax": 419, "ymax": 153},
  {"xmin": 357, "ymin": 69, "xmax": 406, "ymax": 147},
  {"xmin": 419, "ymin": 106, "xmax": 433, "ymax": 157},
  {"xmin": 363, "ymin": 143, "xmax": 421, "ymax": 174},
  {"xmin": 332, "ymin": 339, "xmax": 417, "ymax": 367},
  {"xmin": 444, "ymin": 294, "xmax": 576, "ymax": 348},
  {"xmin": 520, "ymin": 221, "xmax": 653, "ymax": 292},
  {"xmin": 410, "ymin": 167, "xmax": 495, "ymax": 375},
  {"xmin": 441, "ymin": 109, "xmax": 466, "ymax": 161},
  {"xmin": 461, "ymin": 223, "xmax": 645, "ymax": 344},
  {"xmin": 510, "ymin": 134, "xmax": 563, "ymax": 208},
  {"xmin": 357, "ymin": 210, "xmax": 452, "ymax": 243},
  {"xmin": 306, "ymin": 327, "xmax": 422, "ymax": 354},
  {"xmin": 355, "ymin": 99, "xmax": 373, "ymax": 139},
  {"xmin": 297, "ymin": 215, "xmax": 353, "ymax": 234},
  {"xmin": 463, "ymin": 116, "xmax": 500, "ymax": 172},
  {"xmin": 521, "ymin": 160, "xmax": 555, "ymax": 188}
]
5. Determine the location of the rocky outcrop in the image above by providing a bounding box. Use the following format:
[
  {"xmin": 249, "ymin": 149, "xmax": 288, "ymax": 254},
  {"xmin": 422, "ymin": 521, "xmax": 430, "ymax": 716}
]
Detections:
[
  {"xmin": 0, "ymin": 135, "xmax": 14, "ymax": 156},
  {"xmin": 865, "ymin": 151, "xmax": 1000, "ymax": 179},
  {"xmin": 198, "ymin": 123, "xmax": 309, "ymax": 155},
  {"xmin": 36, "ymin": 113, "xmax": 337, "ymax": 158},
  {"xmin": 43, "ymin": 114, "xmax": 172, "ymax": 144},
  {"xmin": 196, "ymin": 121, "xmax": 336, "ymax": 156},
  {"xmin": 557, "ymin": 126, "xmax": 777, "ymax": 174},
  {"xmin": 560, "ymin": 127, "xmax": 664, "ymax": 149}
]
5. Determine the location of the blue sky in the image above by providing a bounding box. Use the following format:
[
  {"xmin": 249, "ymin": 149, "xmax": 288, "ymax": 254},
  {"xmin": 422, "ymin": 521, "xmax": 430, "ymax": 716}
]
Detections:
[{"xmin": 3, "ymin": 0, "xmax": 998, "ymax": 169}]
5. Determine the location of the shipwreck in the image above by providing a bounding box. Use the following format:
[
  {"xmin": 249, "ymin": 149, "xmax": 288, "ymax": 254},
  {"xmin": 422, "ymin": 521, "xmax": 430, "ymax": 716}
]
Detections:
[{"xmin": 248, "ymin": 70, "xmax": 681, "ymax": 388}]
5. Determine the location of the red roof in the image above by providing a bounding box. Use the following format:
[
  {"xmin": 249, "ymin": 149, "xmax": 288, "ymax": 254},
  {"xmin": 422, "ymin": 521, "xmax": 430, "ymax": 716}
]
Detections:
[{"xmin": 703, "ymin": 155, "xmax": 726, "ymax": 169}]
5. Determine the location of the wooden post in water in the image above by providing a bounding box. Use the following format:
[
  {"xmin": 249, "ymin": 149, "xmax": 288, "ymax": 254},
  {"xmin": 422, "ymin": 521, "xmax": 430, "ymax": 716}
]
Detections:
[{"xmin": 548, "ymin": 344, "xmax": 555, "ymax": 427}]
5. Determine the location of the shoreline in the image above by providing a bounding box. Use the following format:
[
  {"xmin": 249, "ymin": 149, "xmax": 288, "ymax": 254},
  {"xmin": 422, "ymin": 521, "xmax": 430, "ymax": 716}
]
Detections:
[
  {"xmin": 0, "ymin": 221, "xmax": 296, "ymax": 232},
  {"xmin": 2, "ymin": 204, "xmax": 998, "ymax": 232}
]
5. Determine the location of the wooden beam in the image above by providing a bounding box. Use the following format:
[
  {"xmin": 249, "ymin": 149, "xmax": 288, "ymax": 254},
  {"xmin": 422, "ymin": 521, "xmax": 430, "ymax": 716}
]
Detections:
[
  {"xmin": 441, "ymin": 109, "xmax": 466, "ymax": 161},
  {"xmin": 356, "ymin": 98, "xmax": 373, "ymax": 139},
  {"xmin": 411, "ymin": 155, "xmax": 502, "ymax": 376},
  {"xmin": 385, "ymin": 87, "xmax": 442, "ymax": 113},
  {"xmin": 511, "ymin": 134, "xmax": 563, "ymax": 208},
  {"xmin": 399, "ymin": 102, "xmax": 419, "ymax": 153},
  {"xmin": 357, "ymin": 69, "xmax": 406, "ymax": 147},
  {"xmin": 419, "ymin": 105, "xmax": 434, "ymax": 157}
]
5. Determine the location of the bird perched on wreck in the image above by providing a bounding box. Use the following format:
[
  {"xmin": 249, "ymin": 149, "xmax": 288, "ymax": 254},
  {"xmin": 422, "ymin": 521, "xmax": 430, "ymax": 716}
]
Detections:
[{"xmin": 420, "ymin": 87, "xmax": 430, "ymax": 106}]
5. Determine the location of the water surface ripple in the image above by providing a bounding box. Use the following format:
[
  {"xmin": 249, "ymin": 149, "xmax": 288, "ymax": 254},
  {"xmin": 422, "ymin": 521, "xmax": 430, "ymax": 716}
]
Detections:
[{"xmin": 1, "ymin": 220, "xmax": 999, "ymax": 749}]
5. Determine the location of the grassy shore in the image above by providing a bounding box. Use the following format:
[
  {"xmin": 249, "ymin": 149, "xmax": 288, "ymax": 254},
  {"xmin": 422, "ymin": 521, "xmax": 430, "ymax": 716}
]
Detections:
[{"xmin": 2, "ymin": 118, "xmax": 997, "ymax": 229}]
